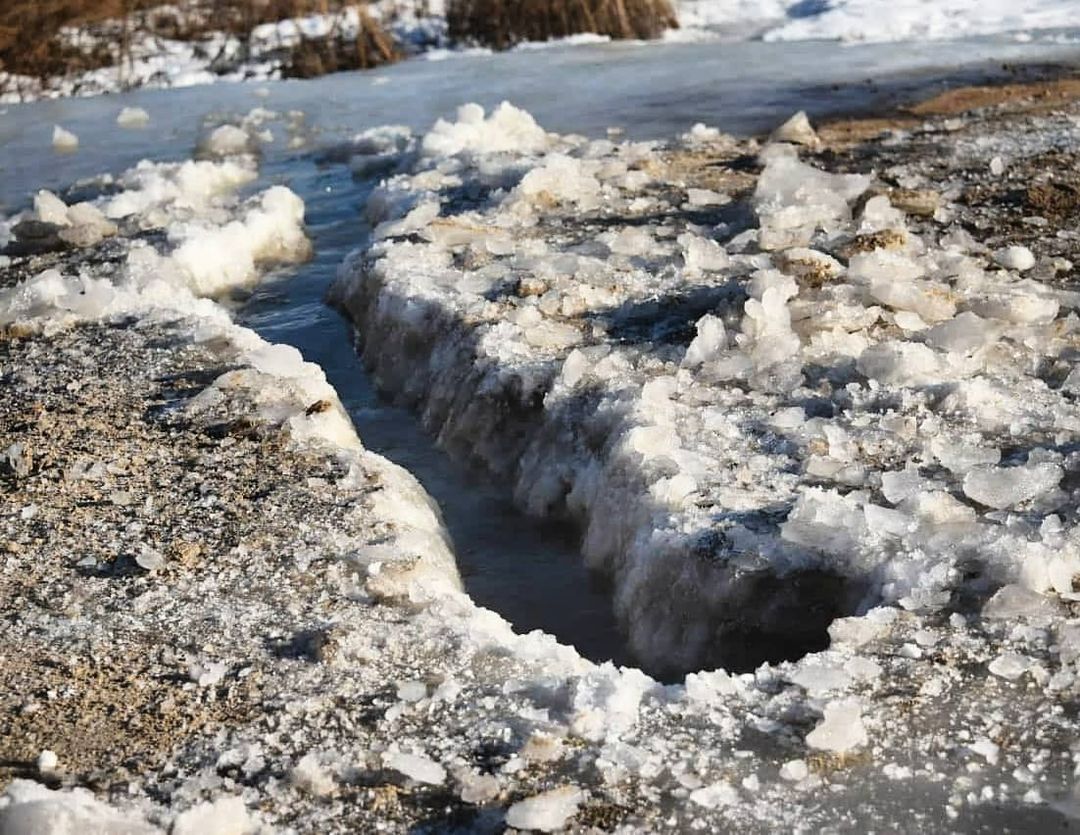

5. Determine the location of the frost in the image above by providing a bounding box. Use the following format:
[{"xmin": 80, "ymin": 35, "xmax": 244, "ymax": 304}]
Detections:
[{"xmin": 505, "ymin": 786, "xmax": 585, "ymax": 832}]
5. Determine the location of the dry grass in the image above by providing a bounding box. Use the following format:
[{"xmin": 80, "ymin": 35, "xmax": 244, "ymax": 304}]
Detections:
[
  {"xmin": 447, "ymin": 0, "xmax": 678, "ymax": 50},
  {"xmin": 0, "ymin": 0, "xmax": 398, "ymax": 81}
]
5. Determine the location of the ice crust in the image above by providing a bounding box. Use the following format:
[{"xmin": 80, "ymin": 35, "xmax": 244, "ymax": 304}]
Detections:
[{"xmin": 334, "ymin": 101, "xmax": 1080, "ymax": 675}]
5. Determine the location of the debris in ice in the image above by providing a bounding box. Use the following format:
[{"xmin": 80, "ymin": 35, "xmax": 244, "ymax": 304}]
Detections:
[
  {"xmin": 116, "ymin": 107, "xmax": 150, "ymax": 128},
  {"xmin": 36, "ymin": 750, "xmax": 58, "ymax": 773},
  {"xmin": 805, "ymin": 698, "xmax": 868, "ymax": 753},
  {"xmin": 382, "ymin": 751, "xmax": 446, "ymax": 785},
  {"xmin": 770, "ymin": 110, "xmax": 819, "ymax": 147},
  {"xmin": 172, "ymin": 796, "xmax": 255, "ymax": 835},
  {"xmin": 994, "ymin": 245, "xmax": 1036, "ymax": 271},
  {"xmin": 505, "ymin": 786, "xmax": 585, "ymax": 832},
  {"xmin": 961, "ymin": 463, "xmax": 1063, "ymax": 509},
  {"xmin": 52, "ymin": 125, "xmax": 78, "ymax": 151}
]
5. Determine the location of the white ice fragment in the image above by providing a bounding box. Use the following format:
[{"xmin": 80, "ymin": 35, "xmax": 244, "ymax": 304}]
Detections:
[
  {"xmin": 422, "ymin": 101, "xmax": 548, "ymax": 158},
  {"xmin": 383, "ymin": 751, "xmax": 446, "ymax": 785},
  {"xmin": 857, "ymin": 341, "xmax": 943, "ymax": 387},
  {"xmin": 982, "ymin": 584, "xmax": 1059, "ymax": 620},
  {"xmin": 858, "ymin": 194, "xmax": 905, "ymax": 233},
  {"xmin": 505, "ymin": 786, "xmax": 584, "ymax": 832},
  {"xmin": 929, "ymin": 436, "xmax": 1000, "ymax": 474},
  {"xmin": 962, "ymin": 463, "xmax": 1063, "ymax": 509},
  {"xmin": 880, "ymin": 467, "xmax": 925, "ymax": 504},
  {"xmin": 291, "ymin": 752, "xmax": 336, "ymax": 796},
  {"xmin": 923, "ymin": 312, "xmax": 1002, "ymax": 355},
  {"xmin": 791, "ymin": 664, "xmax": 853, "ymax": 696},
  {"xmin": 52, "ymin": 125, "xmax": 78, "ymax": 151},
  {"xmin": 116, "ymin": 107, "xmax": 150, "ymax": 128},
  {"xmin": 989, "ymin": 652, "xmax": 1033, "ymax": 680},
  {"xmin": 36, "ymin": 750, "xmax": 58, "ymax": 773},
  {"xmin": 199, "ymin": 124, "xmax": 252, "ymax": 157},
  {"xmin": 396, "ymin": 680, "xmax": 428, "ymax": 702},
  {"xmin": 779, "ymin": 760, "xmax": 809, "ymax": 781},
  {"xmin": 971, "ymin": 738, "xmax": 1000, "ymax": 765},
  {"xmin": 994, "ymin": 246, "xmax": 1036, "ymax": 272},
  {"xmin": 685, "ymin": 188, "xmax": 729, "ymax": 207},
  {"xmin": 0, "ymin": 780, "xmax": 156, "ymax": 834},
  {"xmin": 457, "ymin": 771, "xmax": 500, "ymax": 804},
  {"xmin": 683, "ymin": 314, "xmax": 727, "ymax": 367},
  {"xmin": 135, "ymin": 544, "xmax": 164, "ymax": 571},
  {"xmin": 679, "ymin": 232, "xmax": 729, "ymax": 272},
  {"xmin": 989, "ymin": 156, "xmax": 1005, "ymax": 176},
  {"xmin": 34, "ymin": 191, "xmax": 71, "ymax": 226},
  {"xmin": 688, "ymin": 781, "xmax": 740, "ymax": 809},
  {"xmin": 770, "ymin": 110, "xmax": 818, "ymax": 146},
  {"xmin": 805, "ymin": 698, "xmax": 868, "ymax": 753},
  {"xmin": 172, "ymin": 796, "xmax": 255, "ymax": 835}
]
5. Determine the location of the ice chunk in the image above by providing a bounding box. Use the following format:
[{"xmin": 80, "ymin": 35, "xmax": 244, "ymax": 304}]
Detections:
[
  {"xmin": 962, "ymin": 463, "xmax": 1063, "ymax": 509},
  {"xmin": 770, "ymin": 110, "xmax": 818, "ymax": 146},
  {"xmin": 928, "ymin": 436, "xmax": 1000, "ymax": 474},
  {"xmin": 198, "ymin": 125, "xmax": 253, "ymax": 158},
  {"xmin": 922, "ymin": 312, "xmax": 1002, "ymax": 355},
  {"xmin": 683, "ymin": 314, "xmax": 727, "ymax": 367},
  {"xmin": 680, "ymin": 232, "xmax": 730, "ymax": 272},
  {"xmin": 34, "ymin": 191, "xmax": 70, "ymax": 226},
  {"xmin": 754, "ymin": 151, "xmax": 870, "ymax": 249},
  {"xmin": 994, "ymin": 246, "xmax": 1036, "ymax": 272},
  {"xmin": 116, "ymin": 107, "xmax": 150, "ymax": 128},
  {"xmin": 52, "ymin": 125, "xmax": 78, "ymax": 151},
  {"xmin": 689, "ymin": 781, "xmax": 740, "ymax": 809},
  {"xmin": 779, "ymin": 760, "xmax": 809, "ymax": 781},
  {"xmin": 421, "ymin": 102, "xmax": 548, "ymax": 158},
  {"xmin": 382, "ymin": 751, "xmax": 446, "ymax": 785},
  {"xmin": 988, "ymin": 652, "xmax": 1033, "ymax": 680},
  {"xmin": 858, "ymin": 194, "xmax": 906, "ymax": 233},
  {"xmin": 172, "ymin": 797, "xmax": 254, "ymax": 835},
  {"xmin": 805, "ymin": 698, "xmax": 868, "ymax": 753},
  {"xmin": 291, "ymin": 752, "xmax": 335, "ymax": 796},
  {"xmin": 36, "ymin": 750, "xmax": 58, "ymax": 773},
  {"xmin": 505, "ymin": 786, "xmax": 584, "ymax": 832},
  {"xmin": 0, "ymin": 780, "xmax": 156, "ymax": 834},
  {"xmin": 515, "ymin": 154, "xmax": 601, "ymax": 209},
  {"xmin": 791, "ymin": 664, "xmax": 853, "ymax": 696},
  {"xmin": 982, "ymin": 584, "xmax": 1060, "ymax": 619},
  {"xmin": 857, "ymin": 342, "xmax": 943, "ymax": 387}
]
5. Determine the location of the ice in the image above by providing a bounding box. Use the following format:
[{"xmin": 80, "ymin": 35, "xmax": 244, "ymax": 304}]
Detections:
[
  {"xmin": 382, "ymin": 751, "xmax": 446, "ymax": 785},
  {"xmin": 994, "ymin": 245, "xmax": 1037, "ymax": 271},
  {"xmin": 504, "ymin": 786, "xmax": 585, "ymax": 832},
  {"xmin": 982, "ymin": 584, "xmax": 1061, "ymax": 620},
  {"xmin": 779, "ymin": 760, "xmax": 809, "ymax": 782},
  {"xmin": 928, "ymin": 436, "xmax": 1000, "ymax": 474},
  {"xmin": 116, "ymin": 107, "xmax": 150, "ymax": 128},
  {"xmin": 36, "ymin": 750, "xmax": 58, "ymax": 773},
  {"xmin": 683, "ymin": 314, "xmax": 728, "ymax": 367},
  {"xmin": 770, "ymin": 110, "xmax": 818, "ymax": 146},
  {"xmin": 988, "ymin": 651, "xmax": 1034, "ymax": 680},
  {"xmin": 856, "ymin": 341, "xmax": 944, "ymax": 387},
  {"xmin": 172, "ymin": 797, "xmax": 254, "ymax": 835},
  {"xmin": 689, "ymin": 781, "xmax": 740, "ymax": 809},
  {"xmin": 922, "ymin": 311, "xmax": 1002, "ymax": 355},
  {"xmin": 962, "ymin": 463, "xmax": 1063, "ymax": 510},
  {"xmin": 291, "ymin": 753, "xmax": 336, "ymax": 796},
  {"xmin": 805, "ymin": 698, "xmax": 868, "ymax": 753},
  {"xmin": 51, "ymin": 125, "xmax": 78, "ymax": 151},
  {"xmin": 34, "ymin": 191, "xmax": 70, "ymax": 226},
  {"xmin": 0, "ymin": 780, "xmax": 156, "ymax": 835},
  {"xmin": 421, "ymin": 102, "xmax": 549, "ymax": 158},
  {"xmin": 754, "ymin": 150, "xmax": 870, "ymax": 249},
  {"xmin": 515, "ymin": 154, "xmax": 602, "ymax": 210},
  {"xmin": 198, "ymin": 124, "xmax": 254, "ymax": 158}
]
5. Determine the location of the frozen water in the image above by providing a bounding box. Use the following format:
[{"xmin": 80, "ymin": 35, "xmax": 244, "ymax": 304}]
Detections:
[{"xmin": 505, "ymin": 786, "xmax": 585, "ymax": 832}]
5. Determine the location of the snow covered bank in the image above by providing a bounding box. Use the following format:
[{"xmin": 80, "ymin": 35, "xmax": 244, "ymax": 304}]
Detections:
[{"xmin": 334, "ymin": 99, "xmax": 1080, "ymax": 677}]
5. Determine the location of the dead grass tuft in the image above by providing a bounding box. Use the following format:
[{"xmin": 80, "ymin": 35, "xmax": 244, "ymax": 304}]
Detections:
[{"xmin": 447, "ymin": 0, "xmax": 678, "ymax": 50}]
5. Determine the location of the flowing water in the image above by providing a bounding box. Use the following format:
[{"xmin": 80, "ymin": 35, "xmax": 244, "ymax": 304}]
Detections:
[{"xmin": 3, "ymin": 34, "xmax": 1079, "ymax": 668}]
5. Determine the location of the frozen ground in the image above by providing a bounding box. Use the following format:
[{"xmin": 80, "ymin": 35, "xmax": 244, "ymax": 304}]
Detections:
[
  {"xmin": 3, "ymin": 0, "xmax": 1080, "ymax": 103},
  {"xmin": 5, "ymin": 44, "xmax": 1080, "ymax": 833}
]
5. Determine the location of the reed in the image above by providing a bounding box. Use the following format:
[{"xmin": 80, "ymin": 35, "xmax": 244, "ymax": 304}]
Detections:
[{"xmin": 446, "ymin": 0, "xmax": 678, "ymax": 50}]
